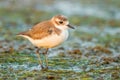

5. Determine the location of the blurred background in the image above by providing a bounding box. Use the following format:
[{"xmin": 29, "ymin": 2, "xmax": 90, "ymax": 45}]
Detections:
[{"xmin": 0, "ymin": 0, "xmax": 120, "ymax": 80}]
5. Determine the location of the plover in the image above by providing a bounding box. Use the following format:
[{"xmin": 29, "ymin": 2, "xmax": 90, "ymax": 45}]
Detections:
[{"xmin": 18, "ymin": 15, "xmax": 74, "ymax": 69}]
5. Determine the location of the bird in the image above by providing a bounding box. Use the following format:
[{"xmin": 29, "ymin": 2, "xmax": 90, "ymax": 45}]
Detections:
[{"xmin": 17, "ymin": 15, "xmax": 74, "ymax": 69}]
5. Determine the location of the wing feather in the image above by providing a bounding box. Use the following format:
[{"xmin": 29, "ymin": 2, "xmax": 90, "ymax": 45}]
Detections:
[{"xmin": 18, "ymin": 20, "xmax": 61, "ymax": 39}]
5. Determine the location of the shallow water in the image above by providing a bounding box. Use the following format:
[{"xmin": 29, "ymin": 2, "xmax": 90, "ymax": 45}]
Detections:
[{"xmin": 0, "ymin": 0, "xmax": 120, "ymax": 80}]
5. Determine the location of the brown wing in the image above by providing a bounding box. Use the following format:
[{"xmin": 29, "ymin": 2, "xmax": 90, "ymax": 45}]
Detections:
[{"xmin": 19, "ymin": 20, "xmax": 61, "ymax": 39}]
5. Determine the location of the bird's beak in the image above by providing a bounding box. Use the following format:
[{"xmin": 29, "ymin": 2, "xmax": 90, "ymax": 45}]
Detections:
[{"xmin": 67, "ymin": 24, "xmax": 75, "ymax": 29}]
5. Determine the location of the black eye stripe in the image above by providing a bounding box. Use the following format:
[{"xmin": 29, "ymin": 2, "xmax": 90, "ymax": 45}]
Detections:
[{"xmin": 59, "ymin": 21, "xmax": 63, "ymax": 24}]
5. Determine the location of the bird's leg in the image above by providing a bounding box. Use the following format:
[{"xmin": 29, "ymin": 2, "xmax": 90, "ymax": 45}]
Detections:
[
  {"xmin": 43, "ymin": 48, "xmax": 49, "ymax": 69},
  {"xmin": 35, "ymin": 48, "xmax": 44, "ymax": 69}
]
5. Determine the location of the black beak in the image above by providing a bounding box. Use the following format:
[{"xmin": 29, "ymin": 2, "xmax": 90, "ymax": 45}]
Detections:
[{"xmin": 67, "ymin": 24, "xmax": 75, "ymax": 29}]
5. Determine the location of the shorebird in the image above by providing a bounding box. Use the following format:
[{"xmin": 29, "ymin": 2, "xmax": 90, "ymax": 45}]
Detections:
[{"xmin": 18, "ymin": 15, "xmax": 74, "ymax": 69}]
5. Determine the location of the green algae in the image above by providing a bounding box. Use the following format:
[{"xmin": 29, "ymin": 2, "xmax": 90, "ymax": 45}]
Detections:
[{"xmin": 0, "ymin": 1, "xmax": 120, "ymax": 80}]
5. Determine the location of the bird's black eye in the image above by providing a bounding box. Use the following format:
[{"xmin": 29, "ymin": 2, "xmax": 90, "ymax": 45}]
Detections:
[{"xmin": 59, "ymin": 21, "xmax": 63, "ymax": 24}]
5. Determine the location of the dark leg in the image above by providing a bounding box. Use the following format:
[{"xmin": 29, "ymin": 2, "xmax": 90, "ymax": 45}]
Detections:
[
  {"xmin": 35, "ymin": 48, "xmax": 44, "ymax": 69},
  {"xmin": 43, "ymin": 48, "xmax": 49, "ymax": 69}
]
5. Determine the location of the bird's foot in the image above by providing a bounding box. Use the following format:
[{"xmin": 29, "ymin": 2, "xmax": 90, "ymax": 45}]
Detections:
[
  {"xmin": 41, "ymin": 66, "xmax": 50, "ymax": 71},
  {"xmin": 41, "ymin": 65, "xmax": 44, "ymax": 69}
]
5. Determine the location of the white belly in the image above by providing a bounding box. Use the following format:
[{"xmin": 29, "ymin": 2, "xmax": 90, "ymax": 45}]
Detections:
[{"xmin": 24, "ymin": 30, "xmax": 69, "ymax": 48}]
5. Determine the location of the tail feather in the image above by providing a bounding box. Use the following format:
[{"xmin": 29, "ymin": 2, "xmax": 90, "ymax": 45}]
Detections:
[
  {"xmin": 17, "ymin": 32, "xmax": 25, "ymax": 35},
  {"xmin": 17, "ymin": 31, "xmax": 30, "ymax": 37},
  {"xmin": 17, "ymin": 31, "xmax": 25, "ymax": 36},
  {"xmin": 17, "ymin": 31, "xmax": 31, "ymax": 40}
]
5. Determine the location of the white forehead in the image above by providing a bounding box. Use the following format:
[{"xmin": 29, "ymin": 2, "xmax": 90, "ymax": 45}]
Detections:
[{"xmin": 56, "ymin": 18, "xmax": 61, "ymax": 21}]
